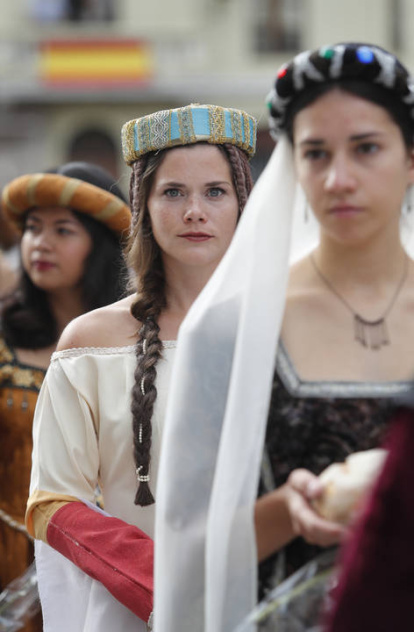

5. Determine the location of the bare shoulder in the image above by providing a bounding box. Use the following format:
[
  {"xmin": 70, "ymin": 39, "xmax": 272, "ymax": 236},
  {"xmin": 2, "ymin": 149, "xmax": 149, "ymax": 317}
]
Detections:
[{"xmin": 57, "ymin": 295, "xmax": 139, "ymax": 351}]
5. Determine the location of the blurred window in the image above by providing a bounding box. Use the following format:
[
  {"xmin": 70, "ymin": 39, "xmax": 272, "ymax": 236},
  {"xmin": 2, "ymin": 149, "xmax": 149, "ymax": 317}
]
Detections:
[
  {"xmin": 30, "ymin": 0, "xmax": 115, "ymax": 22},
  {"xmin": 254, "ymin": 0, "xmax": 303, "ymax": 52},
  {"xmin": 68, "ymin": 129, "xmax": 118, "ymax": 178}
]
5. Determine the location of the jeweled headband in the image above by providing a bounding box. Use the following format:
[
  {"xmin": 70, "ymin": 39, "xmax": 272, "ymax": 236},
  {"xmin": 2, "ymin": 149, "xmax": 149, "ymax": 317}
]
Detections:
[
  {"xmin": 121, "ymin": 103, "xmax": 257, "ymax": 165},
  {"xmin": 266, "ymin": 43, "xmax": 414, "ymax": 140}
]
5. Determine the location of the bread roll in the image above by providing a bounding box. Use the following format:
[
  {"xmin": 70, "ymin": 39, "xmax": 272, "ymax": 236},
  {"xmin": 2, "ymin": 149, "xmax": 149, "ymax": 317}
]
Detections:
[{"xmin": 312, "ymin": 448, "xmax": 387, "ymax": 525}]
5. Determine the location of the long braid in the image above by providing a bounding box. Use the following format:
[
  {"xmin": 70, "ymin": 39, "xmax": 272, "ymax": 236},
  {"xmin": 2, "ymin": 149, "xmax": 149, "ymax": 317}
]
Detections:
[
  {"xmin": 222, "ymin": 143, "xmax": 254, "ymax": 211},
  {"xmin": 129, "ymin": 156, "xmax": 147, "ymax": 232},
  {"xmin": 131, "ymin": 311, "xmax": 163, "ymax": 506},
  {"xmin": 128, "ymin": 157, "xmax": 167, "ymax": 506}
]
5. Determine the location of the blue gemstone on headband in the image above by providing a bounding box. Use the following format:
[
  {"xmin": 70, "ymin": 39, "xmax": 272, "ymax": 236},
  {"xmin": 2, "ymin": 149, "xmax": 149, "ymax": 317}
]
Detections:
[{"xmin": 357, "ymin": 46, "xmax": 375, "ymax": 64}]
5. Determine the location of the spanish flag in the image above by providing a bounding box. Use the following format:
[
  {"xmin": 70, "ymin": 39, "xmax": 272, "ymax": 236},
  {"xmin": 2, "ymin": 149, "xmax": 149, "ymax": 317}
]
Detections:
[{"xmin": 39, "ymin": 39, "xmax": 153, "ymax": 87}]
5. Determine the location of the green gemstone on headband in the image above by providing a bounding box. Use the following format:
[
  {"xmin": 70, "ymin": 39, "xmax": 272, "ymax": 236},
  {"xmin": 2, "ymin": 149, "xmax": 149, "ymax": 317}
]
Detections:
[{"xmin": 320, "ymin": 47, "xmax": 335, "ymax": 59}]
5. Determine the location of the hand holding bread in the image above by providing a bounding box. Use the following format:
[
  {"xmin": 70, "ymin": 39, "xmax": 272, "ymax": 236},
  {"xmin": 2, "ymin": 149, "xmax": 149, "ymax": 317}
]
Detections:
[{"xmin": 311, "ymin": 449, "xmax": 387, "ymax": 526}]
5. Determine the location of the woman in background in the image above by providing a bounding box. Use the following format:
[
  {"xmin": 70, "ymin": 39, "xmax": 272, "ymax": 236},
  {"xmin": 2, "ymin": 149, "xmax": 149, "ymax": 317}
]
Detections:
[{"xmin": 0, "ymin": 161, "xmax": 130, "ymax": 632}]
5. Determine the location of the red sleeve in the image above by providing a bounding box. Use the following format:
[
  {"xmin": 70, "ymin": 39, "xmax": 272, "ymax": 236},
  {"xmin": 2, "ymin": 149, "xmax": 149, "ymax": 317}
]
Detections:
[
  {"xmin": 324, "ymin": 408, "xmax": 414, "ymax": 632},
  {"xmin": 47, "ymin": 501, "xmax": 153, "ymax": 622}
]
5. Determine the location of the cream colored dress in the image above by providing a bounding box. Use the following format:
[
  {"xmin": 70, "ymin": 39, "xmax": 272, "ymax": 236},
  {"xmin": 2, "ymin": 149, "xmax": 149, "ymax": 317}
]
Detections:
[{"xmin": 28, "ymin": 342, "xmax": 176, "ymax": 632}]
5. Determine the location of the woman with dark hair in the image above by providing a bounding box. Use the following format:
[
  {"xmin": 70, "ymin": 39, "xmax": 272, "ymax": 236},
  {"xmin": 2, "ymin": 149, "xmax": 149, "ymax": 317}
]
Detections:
[
  {"xmin": 0, "ymin": 161, "xmax": 131, "ymax": 632},
  {"xmin": 255, "ymin": 42, "xmax": 414, "ymax": 595},
  {"xmin": 25, "ymin": 104, "xmax": 257, "ymax": 632},
  {"xmin": 148, "ymin": 46, "xmax": 414, "ymax": 631}
]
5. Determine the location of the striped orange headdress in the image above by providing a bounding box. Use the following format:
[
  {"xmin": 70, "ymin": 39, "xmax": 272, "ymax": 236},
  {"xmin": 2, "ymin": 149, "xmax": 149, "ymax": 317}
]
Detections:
[{"xmin": 2, "ymin": 172, "xmax": 131, "ymax": 240}]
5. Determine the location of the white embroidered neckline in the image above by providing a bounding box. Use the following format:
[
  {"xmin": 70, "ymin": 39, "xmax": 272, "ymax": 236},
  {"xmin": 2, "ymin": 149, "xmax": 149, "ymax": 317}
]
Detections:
[{"xmin": 52, "ymin": 340, "xmax": 177, "ymax": 361}]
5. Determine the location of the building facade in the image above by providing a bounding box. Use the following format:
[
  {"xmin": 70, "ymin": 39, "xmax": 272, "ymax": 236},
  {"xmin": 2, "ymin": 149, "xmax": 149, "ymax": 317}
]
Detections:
[{"xmin": 0, "ymin": 0, "xmax": 411, "ymax": 192}]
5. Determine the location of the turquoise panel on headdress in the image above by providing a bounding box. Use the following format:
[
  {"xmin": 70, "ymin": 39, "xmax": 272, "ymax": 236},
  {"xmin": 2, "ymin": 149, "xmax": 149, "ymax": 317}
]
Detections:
[{"xmin": 121, "ymin": 103, "xmax": 257, "ymax": 165}]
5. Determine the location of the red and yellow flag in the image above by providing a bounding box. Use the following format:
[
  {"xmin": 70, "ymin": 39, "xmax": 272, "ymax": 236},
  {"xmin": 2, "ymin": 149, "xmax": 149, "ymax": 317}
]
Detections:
[{"xmin": 39, "ymin": 39, "xmax": 153, "ymax": 87}]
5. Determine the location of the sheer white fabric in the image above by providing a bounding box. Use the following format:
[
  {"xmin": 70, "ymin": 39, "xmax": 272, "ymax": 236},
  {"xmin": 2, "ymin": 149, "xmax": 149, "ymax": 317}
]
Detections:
[{"xmin": 154, "ymin": 138, "xmax": 297, "ymax": 631}]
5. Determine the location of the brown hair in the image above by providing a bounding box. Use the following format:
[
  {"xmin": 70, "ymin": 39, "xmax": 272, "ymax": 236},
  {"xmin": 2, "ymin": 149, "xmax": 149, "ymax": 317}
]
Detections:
[{"xmin": 126, "ymin": 143, "xmax": 253, "ymax": 505}]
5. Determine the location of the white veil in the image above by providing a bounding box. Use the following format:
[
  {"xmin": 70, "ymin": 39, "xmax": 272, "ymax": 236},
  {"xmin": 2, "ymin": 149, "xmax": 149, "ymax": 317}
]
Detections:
[
  {"xmin": 153, "ymin": 131, "xmax": 414, "ymax": 632},
  {"xmin": 154, "ymin": 136, "xmax": 300, "ymax": 631}
]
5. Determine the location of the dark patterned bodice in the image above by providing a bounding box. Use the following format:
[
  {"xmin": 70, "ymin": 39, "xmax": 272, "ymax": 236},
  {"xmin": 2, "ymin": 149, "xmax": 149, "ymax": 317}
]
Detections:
[{"xmin": 258, "ymin": 342, "xmax": 412, "ymax": 598}]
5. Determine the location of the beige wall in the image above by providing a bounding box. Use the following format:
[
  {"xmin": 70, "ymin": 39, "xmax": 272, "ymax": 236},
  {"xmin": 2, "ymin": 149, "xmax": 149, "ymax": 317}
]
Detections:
[
  {"xmin": 0, "ymin": 0, "xmax": 412, "ymax": 182},
  {"xmin": 309, "ymin": 0, "xmax": 391, "ymax": 48}
]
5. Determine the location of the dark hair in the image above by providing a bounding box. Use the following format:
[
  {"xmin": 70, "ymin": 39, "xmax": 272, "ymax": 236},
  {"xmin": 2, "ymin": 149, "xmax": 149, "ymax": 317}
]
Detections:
[
  {"xmin": 1, "ymin": 162, "xmax": 129, "ymax": 348},
  {"xmin": 285, "ymin": 79, "xmax": 414, "ymax": 149},
  {"xmin": 128, "ymin": 142, "xmax": 254, "ymax": 506}
]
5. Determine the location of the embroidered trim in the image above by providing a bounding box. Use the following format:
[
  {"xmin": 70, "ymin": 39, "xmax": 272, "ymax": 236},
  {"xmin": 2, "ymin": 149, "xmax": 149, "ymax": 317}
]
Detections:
[
  {"xmin": 150, "ymin": 110, "xmax": 170, "ymax": 150},
  {"xmin": 276, "ymin": 341, "xmax": 412, "ymax": 399},
  {"xmin": 138, "ymin": 116, "xmax": 151, "ymax": 156},
  {"xmin": 52, "ymin": 340, "xmax": 177, "ymax": 362},
  {"xmin": 178, "ymin": 108, "xmax": 196, "ymax": 145},
  {"xmin": 0, "ymin": 337, "xmax": 46, "ymax": 390},
  {"xmin": 209, "ymin": 106, "xmax": 225, "ymax": 145}
]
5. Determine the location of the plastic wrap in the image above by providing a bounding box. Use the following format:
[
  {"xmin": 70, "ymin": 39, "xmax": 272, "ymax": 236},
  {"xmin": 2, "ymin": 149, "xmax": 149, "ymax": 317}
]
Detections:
[
  {"xmin": 235, "ymin": 549, "xmax": 338, "ymax": 632},
  {"xmin": 0, "ymin": 562, "xmax": 40, "ymax": 631}
]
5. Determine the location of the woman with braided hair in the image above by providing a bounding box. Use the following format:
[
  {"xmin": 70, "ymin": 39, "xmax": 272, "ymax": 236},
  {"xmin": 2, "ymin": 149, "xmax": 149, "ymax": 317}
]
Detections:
[
  {"xmin": 0, "ymin": 161, "xmax": 130, "ymax": 632},
  {"xmin": 25, "ymin": 104, "xmax": 257, "ymax": 632},
  {"xmin": 126, "ymin": 121, "xmax": 254, "ymax": 507}
]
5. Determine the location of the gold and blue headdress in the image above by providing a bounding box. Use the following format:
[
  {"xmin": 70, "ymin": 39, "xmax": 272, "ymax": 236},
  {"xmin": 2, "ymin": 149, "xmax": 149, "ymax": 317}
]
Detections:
[
  {"xmin": 267, "ymin": 42, "xmax": 414, "ymax": 140},
  {"xmin": 121, "ymin": 103, "xmax": 257, "ymax": 165}
]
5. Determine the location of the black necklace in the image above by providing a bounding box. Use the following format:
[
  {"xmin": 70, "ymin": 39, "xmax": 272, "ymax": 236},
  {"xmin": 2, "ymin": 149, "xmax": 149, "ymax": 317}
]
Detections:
[{"xmin": 309, "ymin": 254, "xmax": 408, "ymax": 350}]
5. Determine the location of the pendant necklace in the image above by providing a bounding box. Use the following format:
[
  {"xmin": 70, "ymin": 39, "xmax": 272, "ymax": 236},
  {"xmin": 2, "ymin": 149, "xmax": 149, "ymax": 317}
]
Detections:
[{"xmin": 309, "ymin": 253, "xmax": 408, "ymax": 350}]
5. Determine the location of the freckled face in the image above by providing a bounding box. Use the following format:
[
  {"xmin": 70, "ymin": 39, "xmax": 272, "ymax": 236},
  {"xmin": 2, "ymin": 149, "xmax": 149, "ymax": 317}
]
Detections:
[
  {"xmin": 293, "ymin": 89, "xmax": 414, "ymax": 245},
  {"xmin": 21, "ymin": 207, "xmax": 93, "ymax": 292},
  {"xmin": 147, "ymin": 144, "xmax": 239, "ymax": 274}
]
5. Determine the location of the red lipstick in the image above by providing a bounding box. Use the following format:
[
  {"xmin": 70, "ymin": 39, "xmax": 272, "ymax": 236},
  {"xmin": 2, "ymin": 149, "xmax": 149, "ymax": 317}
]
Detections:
[
  {"xmin": 179, "ymin": 232, "xmax": 213, "ymax": 242},
  {"xmin": 32, "ymin": 261, "xmax": 55, "ymax": 271}
]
